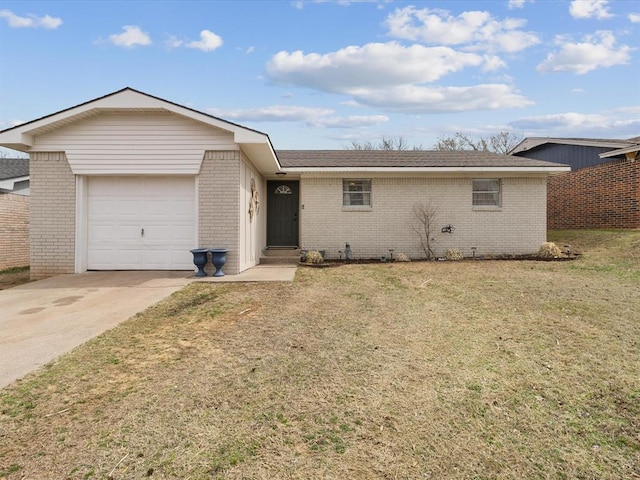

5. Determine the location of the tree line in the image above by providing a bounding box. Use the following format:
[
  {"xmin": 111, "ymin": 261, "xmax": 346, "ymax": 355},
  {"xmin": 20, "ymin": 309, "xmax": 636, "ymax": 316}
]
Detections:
[{"xmin": 348, "ymin": 131, "xmax": 523, "ymax": 155}]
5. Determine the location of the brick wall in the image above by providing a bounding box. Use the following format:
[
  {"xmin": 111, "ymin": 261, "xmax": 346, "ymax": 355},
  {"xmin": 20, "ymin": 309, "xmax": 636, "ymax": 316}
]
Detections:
[
  {"xmin": 300, "ymin": 175, "xmax": 548, "ymax": 260},
  {"xmin": 29, "ymin": 152, "xmax": 76, "ymax": 279},
  {"xmin": 0, "ymin": 193, "xmax": 30, "ymax": 270},
  {"xmin": 199, "ymin": 151, "xmax": 241, "ymax": 274},
  {"xmin": 548, "ymin": 160, "xmax": 639, "ymax": 229}
]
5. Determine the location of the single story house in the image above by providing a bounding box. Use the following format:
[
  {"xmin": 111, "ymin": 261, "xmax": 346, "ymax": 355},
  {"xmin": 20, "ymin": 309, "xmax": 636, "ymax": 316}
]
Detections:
[
  {"xmin": 0, "ymin": 157, "xmax": 30, "ymax": 270},
  {"xmin": 510, "ymin": 137, "xmax": 640, "ymax": 229},
  {"xmin": 0, "ymin": 88, "xmax": 568, "ymax": 279}
]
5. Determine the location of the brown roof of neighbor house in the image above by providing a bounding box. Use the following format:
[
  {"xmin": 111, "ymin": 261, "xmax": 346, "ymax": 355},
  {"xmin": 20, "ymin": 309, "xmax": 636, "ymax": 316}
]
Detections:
[
  {"xmin": 276, "ymin": 150, "xmax": 567, "ymax": 169},
  {"xmin": 0, "ymin": 158, "xmax": 29, "ymax": 181}
]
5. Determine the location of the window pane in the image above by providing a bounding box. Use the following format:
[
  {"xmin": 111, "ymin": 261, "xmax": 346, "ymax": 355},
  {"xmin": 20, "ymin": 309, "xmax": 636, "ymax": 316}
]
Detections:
[
  {"xmin": 473, "ymin": 179, "xmax": 500, "ymax": 206},
  {"xmin": 275, "ymin": 185, "xmax": 292, "ymax": 195},
  {"xmin": 473, "ymin": 192, "xmax": 500, "ymax": 205},
  {"xmin": 474, "ymin": 179, "xmax": 499, "ymax": 192},
  {"xmin": 343, "ymin": 179, "xmax": 371, "ymax": 206}
]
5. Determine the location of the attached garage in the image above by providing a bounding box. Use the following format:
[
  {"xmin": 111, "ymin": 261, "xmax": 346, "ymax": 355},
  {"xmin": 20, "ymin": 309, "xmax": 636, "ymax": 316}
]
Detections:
[
  {"xmin": 87, "ymin": 176, "xmax": 196, "ymax": 270},
  {"xmin": 0, "ymin": 88, "xmax": 279, "ymax": 279}
]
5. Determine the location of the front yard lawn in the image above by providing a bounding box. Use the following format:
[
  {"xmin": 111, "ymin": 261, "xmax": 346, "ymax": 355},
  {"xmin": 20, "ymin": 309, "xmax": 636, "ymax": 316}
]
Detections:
[{"xmin": 1, "ymin": 231, "xmax": 639, "ymax": 479}]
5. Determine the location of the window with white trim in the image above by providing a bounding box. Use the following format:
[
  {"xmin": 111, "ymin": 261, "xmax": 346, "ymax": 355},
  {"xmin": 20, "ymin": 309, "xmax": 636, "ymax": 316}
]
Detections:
[
  {"xmin": 343, "ymin": 179, "xmax": 371, "ymax": 207},
  {"xmin": 472, "ymin": 179, "xmax": 501, "ymax": 207}
]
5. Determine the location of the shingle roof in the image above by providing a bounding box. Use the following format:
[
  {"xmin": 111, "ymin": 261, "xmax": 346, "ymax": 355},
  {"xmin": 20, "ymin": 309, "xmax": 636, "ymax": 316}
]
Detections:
[
  {"xmin": 276, "ymin": 150, "xmax": 567, "ymax": 168},
  {"xmin": 0, "ymin": 158, "xmax": 29, "ymax": 181}
]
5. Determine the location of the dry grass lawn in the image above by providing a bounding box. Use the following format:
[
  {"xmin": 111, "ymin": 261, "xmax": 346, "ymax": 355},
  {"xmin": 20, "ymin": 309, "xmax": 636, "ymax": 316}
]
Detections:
[{"xmin": 1, "ymin": 230, "xmax": 639, "ymax": 479}]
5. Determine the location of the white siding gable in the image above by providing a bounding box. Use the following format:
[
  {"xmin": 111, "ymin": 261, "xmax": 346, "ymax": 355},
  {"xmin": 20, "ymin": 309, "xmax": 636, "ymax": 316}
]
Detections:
[{"xmin": 33, "ymin": 111, "xmax": 237, "ymax": 175}]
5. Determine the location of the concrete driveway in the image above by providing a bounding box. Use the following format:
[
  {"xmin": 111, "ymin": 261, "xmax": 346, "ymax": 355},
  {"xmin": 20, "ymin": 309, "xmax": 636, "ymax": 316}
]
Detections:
[
  {"xmin": 0, "ymin": 266, "xmax": 297, "ymax": 390},
  {"xmin": 0, "ymin": 271, "xmax": 192, "ymax": 390}
]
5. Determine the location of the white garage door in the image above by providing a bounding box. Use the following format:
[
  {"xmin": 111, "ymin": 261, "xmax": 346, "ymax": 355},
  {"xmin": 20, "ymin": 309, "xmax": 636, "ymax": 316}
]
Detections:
[{"xmin": 88, "ymin": 176, "xmax": 196, "ymax": 270}]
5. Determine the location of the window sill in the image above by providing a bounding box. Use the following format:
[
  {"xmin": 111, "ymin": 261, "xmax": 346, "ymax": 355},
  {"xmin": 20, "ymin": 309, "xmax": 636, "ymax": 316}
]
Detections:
[
  {"xmin": 342, "ymin": 206, "xmax": 372, "ymax": 212},
  {"xmin": 473, "ymin": 206, "xmax": 502, "ymax": 212}
]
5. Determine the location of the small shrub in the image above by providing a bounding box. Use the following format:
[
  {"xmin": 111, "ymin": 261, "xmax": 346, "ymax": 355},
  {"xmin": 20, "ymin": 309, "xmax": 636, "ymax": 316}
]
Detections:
[
  {"xmin": 395, "ymin": 252, "xmax": 411, "ymax": 262},
  {"xmin": 304, "ymin": 250, "xmax": 324, "ymax": 265},
  {"xmin": 445, "ymin": 249, "xmax": 464, "ymax": 261},
  {"xmin": 538, "ymin": 242, "xmax": 563, "ymax": 259}
]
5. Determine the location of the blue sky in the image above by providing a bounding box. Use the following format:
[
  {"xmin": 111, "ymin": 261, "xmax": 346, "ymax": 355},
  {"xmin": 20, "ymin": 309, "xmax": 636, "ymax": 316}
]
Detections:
[{"xmin": 0, "ymin": 0, "xmax": 639, "ymax": 151}]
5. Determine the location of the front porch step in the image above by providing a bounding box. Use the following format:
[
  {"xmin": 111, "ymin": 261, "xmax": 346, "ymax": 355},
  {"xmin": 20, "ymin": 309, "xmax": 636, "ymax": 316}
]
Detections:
[{"xmin": 260, "ymin": 248, "xmax": 301, "ymax": 265}]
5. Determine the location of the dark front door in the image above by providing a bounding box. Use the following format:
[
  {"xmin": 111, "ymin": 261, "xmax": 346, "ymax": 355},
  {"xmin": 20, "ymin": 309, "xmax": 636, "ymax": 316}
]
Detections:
[{"xmin": 267, "ymin": 181, "xmax": 299, "ymax": 246}]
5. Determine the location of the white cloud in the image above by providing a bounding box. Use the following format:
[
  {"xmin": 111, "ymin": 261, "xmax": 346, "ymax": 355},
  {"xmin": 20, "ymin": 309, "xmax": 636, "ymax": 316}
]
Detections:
[
  {"xmin": 266, "ymin": 41, "xmax": 533, "ymax": 114},
  {"xmin": 611, "ymin": 106, "xmax": 640, "ymax": 115},
  {"xmin": 346, "ymin": 84, "xmax": 533, "ymax": 113},
  {"xmin": 267, "ymin": 42, "xmax": 486, "ymax": 92},
  {"xmin": 186, "ymin": 30, "xmax": 223, "ymax": 52},
  {"xmin": 208, "ymin": 105, "xmax": 388, "ymax": 129},
  {"xmin": 309, "ymin": 115, "xmax": 389, "ymax": 128},
  {"xmin": 510, "ymin": 110, "xmax": 640, "ymax": 137},
  {"xmin": 629, "ymin": 13, "xmax": 640, "ymax": 23},
  {"xmin": 569, "ymin": 0, "xmax": 613, "ymax": 19},
  {"xmin": 0, "ymin": 9, "xmax": 62, "ymax": 29},
  {"xmin": 482, "ymin": 55, "xmax": 507, "ymax": 71},
  {"xmin": 537, "ymin": 31, "xmax": 632, "ymax": 74},
  {"xmin": 384, "ymin": 6, "xmax": 540, "ymax": 53},
  {"xmin": 0, "ymin": 119, "xmax": 26, "ymax": 130},
  {"xmin": 209, "ymin": 105, "xmax": 334, "ymax": 122},
  {"xmin": 508, "ymin": 0, "xmax": 527, "ymax": 9},
  {"xmin": 39, "ymin": 15, "xmax": 62, "ymax": 29},
  {"xmin": 108, "ymin": 25, "xmax": 152, "ymax": 48},
  {"xmin": 164, "ymin": 35, "xmax": 184, "ymax": 49}
]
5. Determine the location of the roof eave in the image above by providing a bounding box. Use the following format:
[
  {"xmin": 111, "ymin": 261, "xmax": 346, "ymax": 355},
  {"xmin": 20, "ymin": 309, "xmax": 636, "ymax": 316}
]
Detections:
[
  {"xmin": 282, "ymin": 166, "xmax": 571, "ymax": 174},
  {"xmin": 510, "ymin": 137, "xmax": 636, "ymax": 155},
  {"xmin": 599, "ymin": 145, "xmax": 640, "ymax": 159},
  {"xmin": 0, "ymin": 175, "xmax": 29, "ymax": 190},
  {"xmin": 239, "ymin": 140, "xmax": 282, "ymax": 175}
]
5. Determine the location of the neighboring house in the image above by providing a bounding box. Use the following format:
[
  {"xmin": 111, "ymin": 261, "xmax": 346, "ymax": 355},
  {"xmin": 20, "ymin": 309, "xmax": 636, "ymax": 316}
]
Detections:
[
  {"xmin": 0, "ymin": 88, "xmax": 568, "ymax": 279},
  {"xmin": 510, "ymin": 137, "xmax": 640, "ymax": 229},
  {"xmin": 0, "ymin": 157, "xmax": 30, "ymax": 269}
]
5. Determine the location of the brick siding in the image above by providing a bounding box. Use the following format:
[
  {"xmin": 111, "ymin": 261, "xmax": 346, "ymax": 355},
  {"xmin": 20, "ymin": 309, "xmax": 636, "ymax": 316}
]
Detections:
[
  {"xmin": 300, "ymin": 176, "xmax": 547, "ymax": 260},
  {"xmin": 0, "ymin": 193, "xmax": 30, "ymax": 270},
  {"xmin": 29, "ymin": 152, "xmax": 76, "ymax": 279},
  {"xmin": 548, "ymin": 160, "xmax": 639, "ymax": 229},
  {"xmin": 199, "ymin": 151, "xmax": 241, "ymax": 274}
]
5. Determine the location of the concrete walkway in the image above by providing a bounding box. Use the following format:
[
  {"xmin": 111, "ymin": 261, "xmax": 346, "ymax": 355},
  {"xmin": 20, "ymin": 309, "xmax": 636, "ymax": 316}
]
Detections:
[{"xmin": 0, "ymin": 266, "xmax": 297, "ymax": 389}]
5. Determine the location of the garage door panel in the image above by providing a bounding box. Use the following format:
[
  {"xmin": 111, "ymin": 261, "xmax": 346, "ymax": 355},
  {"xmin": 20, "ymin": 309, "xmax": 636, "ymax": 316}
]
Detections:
[{"xmin": 88, "ymin": 176, "xmax": 196, "ymax": 270}]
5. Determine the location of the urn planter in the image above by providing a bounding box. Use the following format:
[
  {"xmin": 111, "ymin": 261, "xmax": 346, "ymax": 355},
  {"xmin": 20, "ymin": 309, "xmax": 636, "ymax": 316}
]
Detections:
[
  {"xmin": 190, "ymin": 248, "xmax": 209, "ymax": 277},
  {"xmin": 209, "ymin": 249, "xmax": 228, "ymax": 277}
]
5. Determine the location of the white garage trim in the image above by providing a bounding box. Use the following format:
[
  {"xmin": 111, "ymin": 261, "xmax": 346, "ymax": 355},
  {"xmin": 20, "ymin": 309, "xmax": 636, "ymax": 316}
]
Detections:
[
  {"xmin": 75, "ymin": 176, "xmax": 88, "ymax": 273},
  {"xmin": 81, "ymin": 176, "xmax": 197, "ymax": 271}
]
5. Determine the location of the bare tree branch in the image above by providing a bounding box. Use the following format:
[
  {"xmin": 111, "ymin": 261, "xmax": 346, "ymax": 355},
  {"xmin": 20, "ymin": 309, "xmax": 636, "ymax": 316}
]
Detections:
[
  {"xmin": 347, "ymin": 136, "xmax": 422, "ymax": 151},
  {"xmin": 433, "ymin": 131, "xmax": 522, "ymax": 154},
  {"xmin": 412, "ymin": 202, "xmax": 438, "ymax": 260}
]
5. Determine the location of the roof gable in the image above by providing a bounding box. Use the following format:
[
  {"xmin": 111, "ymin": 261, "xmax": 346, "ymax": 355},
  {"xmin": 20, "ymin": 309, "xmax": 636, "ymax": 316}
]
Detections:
[{"xmin": 0, "ymin": 88, "xmax": 281, "ymax": 175}]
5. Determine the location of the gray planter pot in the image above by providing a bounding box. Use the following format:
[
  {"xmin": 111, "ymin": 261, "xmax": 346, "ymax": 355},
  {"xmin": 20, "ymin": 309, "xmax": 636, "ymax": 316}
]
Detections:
[{"xmin": 209, "ymin": 249, "xmax": 228, "ymax": 277}]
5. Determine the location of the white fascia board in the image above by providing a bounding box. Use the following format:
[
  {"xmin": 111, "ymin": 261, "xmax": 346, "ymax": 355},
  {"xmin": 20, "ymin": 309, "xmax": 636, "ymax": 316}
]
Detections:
[
  {"xmin": 0, "ymin": 175, "xmax": 29, "ymax": 190},
  {"xmin": 599, "ymin": 145, "xmax": 640, "ymax": 158},
  {"xmin": 0, "ymin": 131, "xmax": 33, "ymax": 149},
  {"xmin": 234, "ymin": 128, "xmax": 270, "ymax": 144},
  {"xmin": 283, "ymin": 166, "xmax": 571, "ymax": 174}
]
